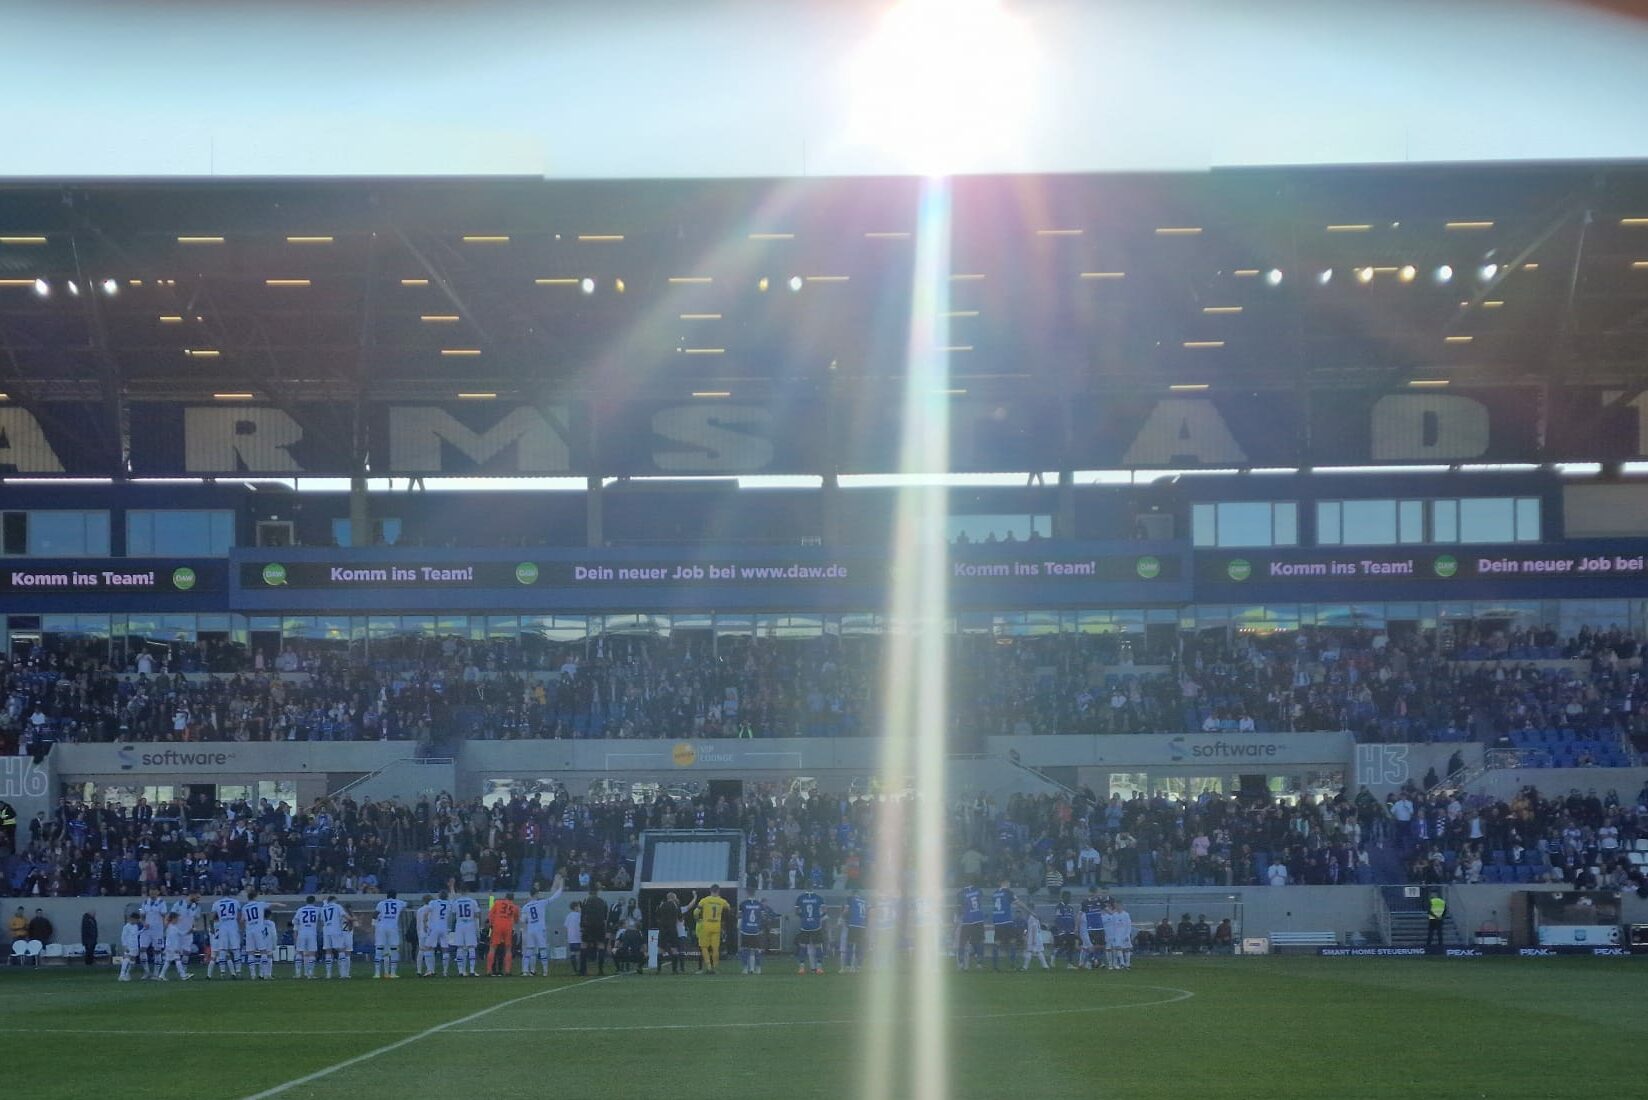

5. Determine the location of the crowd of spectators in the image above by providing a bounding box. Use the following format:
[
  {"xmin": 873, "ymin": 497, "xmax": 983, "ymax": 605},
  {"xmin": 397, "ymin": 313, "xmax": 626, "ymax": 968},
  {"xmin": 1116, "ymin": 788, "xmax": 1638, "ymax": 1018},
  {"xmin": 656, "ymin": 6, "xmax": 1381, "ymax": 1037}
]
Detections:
[
  {"xmin": 2, "ymin": 622, "xmax": 1645, "ymax": 758},
  {"xmin": 8, "ymin": 773, "xmax": 1645, "ymax": 901}
]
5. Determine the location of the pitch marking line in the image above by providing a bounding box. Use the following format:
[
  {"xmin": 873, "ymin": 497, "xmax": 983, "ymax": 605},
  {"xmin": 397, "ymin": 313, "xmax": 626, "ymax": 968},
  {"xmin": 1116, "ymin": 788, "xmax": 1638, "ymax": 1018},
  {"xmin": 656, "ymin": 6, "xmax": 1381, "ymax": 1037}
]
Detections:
[
  {"xmin": 236, "ymin": 975, "xmax": 619, "ymax": 1100},
  {"xmin": 0, "ymin": 984, "xmax": 1194, "ymax": 1039}
]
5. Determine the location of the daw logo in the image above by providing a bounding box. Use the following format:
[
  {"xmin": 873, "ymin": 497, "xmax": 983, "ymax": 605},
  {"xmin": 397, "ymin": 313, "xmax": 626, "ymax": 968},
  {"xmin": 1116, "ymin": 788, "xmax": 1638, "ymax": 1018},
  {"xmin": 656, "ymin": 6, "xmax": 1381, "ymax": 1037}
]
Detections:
[
  {"xmin": 1169, "ymin": 736, "xmax": 1187, "ymax": 762},
  {"xmin": 117, "ymin": 745, "xmax": 138, "ymax": 771}
]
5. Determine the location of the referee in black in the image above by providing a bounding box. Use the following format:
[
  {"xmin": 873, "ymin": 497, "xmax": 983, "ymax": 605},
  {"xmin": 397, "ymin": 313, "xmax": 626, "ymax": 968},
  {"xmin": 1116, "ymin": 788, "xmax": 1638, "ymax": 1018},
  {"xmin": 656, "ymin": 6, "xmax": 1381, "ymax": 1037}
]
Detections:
[{"xmin": 581, "ymin": 885, "xmax": 610, "ymax": 976}]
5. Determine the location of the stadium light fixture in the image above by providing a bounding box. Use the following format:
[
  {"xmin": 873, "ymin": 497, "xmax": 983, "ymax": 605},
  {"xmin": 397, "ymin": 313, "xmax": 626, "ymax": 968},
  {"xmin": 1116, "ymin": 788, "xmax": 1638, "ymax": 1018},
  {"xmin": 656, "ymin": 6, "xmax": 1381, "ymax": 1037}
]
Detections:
[
  {"xmin": 1079, "ymin": 271, "xmax": 1124, "ymax": 280},
  {"xmin": 691, "ymin": 390, "xmax": 732, "ymax": 398},
  {"xmin": 577, "ymin": 234, "xmax": 624, "ymax": 242},
  {"xmin": 66, "ymin": 280, "xmax": 79, "ymax": 297},
  {"xmin": 681, "ymin": 348, "xmax": 726, "ymax": 355},
  {"xmin": 1265, "ymin": 268, "xmax": 1284, "ymax": 286},
  {"xmin": 286, "ymin": 236, "xmax": 333, "ymax": 244},
  {"xmin": 212, "ymin": 392, "xmax": 255, "ymax": 400},
  {"xmin": 1398, "ymin": 265, "xmax": 1416, "ymax": 283},
  {"xmin": 400, "ymin": 278, "xmax": 431, "ymax": 287},
  {"xmin": 1408, "ymin": 379, "xmax": 1450, "ymax": 387},
  {"xmin": 1355, "ymin": 266, "xmax": 1374, "ymax": 284},
  {"xmin": 0, "ymin": 236, "xmax": 46, "ymax": 245},
  {"xmin": 32, "ymin": 277, "xmax": 49, "ymax": 297},
  {"xmin": 668, "ymin": 276, "xmax": 713, "ymax": 285},
  {"xmin": 266, "ymin": 279, "xmax": 310, "ymax": 287},
  {"xmin": 184, "ymin": 349, "xmax": 221, "ymax": 358},
  {"xmin": 757, "ymin": 277, "xmax": 770, "ymax": 293},
  {"xmin": 1632, "ymin": 260, "xmax": 1648, "ymax": 270},
  {"xmin": 1170, "ymin": 383, "xmax": 1211, "ymax": 391},
  {"xmin": 457, "ymin": 392, "xmax": 497, "ymax": 400},
  {"xmin": 1622, "ymin": 217, "xmax": 1648, "ymax": 226},
  {"xmin": 1477, "ymin": 262, "xmax": 1499, "ymax": 281},
  {"xmin": 614, "ymin": 278, "xmax": 626, "ymax": 293},
  {"xmin": 1444, "ymin": 335, "xmax": 1474, "ymax": 344},
  {"xmin": 1183, "ymin": 340, "xmax": 1224, "ymax": 349},
  {"xmin": 440, "ymin": 348, "xmax": 482, "ymax": 357},
  {"xmin": 420, "ymin": 314, "xmax": 460, "ymax": 324},
  {"xmin": 462, "ymin": 235, "xmax": 510, "ymax": 244},
  {"xmin": 1316, "ymin": 268, "xmax": 1333, "ymax": 285},
  {"xmin": 747, "ymin": 232, "xmax": 795, "ymax": 241},
  {"xmin": 788, "ymin": 276, "xmax": 804, "ymax": 292},
  {"xmin": 1326, "ymin": 224, "xmax": 1372, "ymax": 232},
  {"xmin": 177, "ymin": 236, "xmax": 224, "ymax": 245},
  {"xmin": 1445, "ymin": 221, "xmax": 1494, "ymax": 230},
  {"xmin": 579, "ymin": 277, "xmax": 596, "ymax": 295},
  {"xmin": 1433, "ymin": 264, "xmax": 1454, "ymax": 284},
  {"xmin": 0, "ymin": 279, "xmax": 35, "ymax": 287},
  {"xmin": 100, "ymin": 278, "xmax": 118, "ymax": 296},
  {"xmin": 679, "ymin": 313, "xmax": 722, "ymax": 320},
  {"xmin": 1203, "ymin": 306, "xmax": 1242, "ymax": 314}
]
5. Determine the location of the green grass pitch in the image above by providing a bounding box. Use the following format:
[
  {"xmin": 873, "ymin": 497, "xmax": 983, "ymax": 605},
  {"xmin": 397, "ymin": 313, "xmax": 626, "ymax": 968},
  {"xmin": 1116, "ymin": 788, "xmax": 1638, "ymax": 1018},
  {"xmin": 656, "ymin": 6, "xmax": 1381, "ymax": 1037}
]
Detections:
[{"xmin": 1, "ymin": 957, "xmax": 1642, "ymax": 1099}]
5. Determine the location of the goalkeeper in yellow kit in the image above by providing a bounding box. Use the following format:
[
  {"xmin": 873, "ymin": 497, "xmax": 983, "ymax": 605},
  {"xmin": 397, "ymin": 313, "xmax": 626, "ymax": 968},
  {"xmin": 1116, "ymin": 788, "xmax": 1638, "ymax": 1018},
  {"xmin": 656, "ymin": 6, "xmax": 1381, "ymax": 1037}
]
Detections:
[{"xmin": 692, "ymin": 884, "xmax": 733, "ymax": 974}]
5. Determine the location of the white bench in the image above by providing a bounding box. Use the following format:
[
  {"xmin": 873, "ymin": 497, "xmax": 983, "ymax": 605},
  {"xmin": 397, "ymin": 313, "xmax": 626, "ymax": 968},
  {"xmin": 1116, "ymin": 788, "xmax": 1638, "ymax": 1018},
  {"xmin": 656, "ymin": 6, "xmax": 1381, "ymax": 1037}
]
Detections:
[{"xmin": 1269, "ymin": 931, "xmax": 1337, "ymax": 950}]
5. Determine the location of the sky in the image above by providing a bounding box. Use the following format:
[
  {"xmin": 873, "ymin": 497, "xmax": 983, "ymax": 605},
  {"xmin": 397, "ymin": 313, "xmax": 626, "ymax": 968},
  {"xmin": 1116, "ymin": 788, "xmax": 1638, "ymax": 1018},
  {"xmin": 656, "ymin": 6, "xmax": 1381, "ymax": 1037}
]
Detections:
[{"xmin": 4, "ymin": 0, "xmax": 1648, "ymax": 179}]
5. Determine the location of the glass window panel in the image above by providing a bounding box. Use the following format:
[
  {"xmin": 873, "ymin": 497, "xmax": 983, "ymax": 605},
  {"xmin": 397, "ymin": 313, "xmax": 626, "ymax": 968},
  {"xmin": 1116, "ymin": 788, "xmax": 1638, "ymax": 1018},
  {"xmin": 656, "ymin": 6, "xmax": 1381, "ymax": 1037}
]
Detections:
[
  {"xmin": 837, "ymin": 614, "xmax": 880, "ymax": 635},
  {"xmin": 211, "ymin": 510, "xmax": 235, "ymax": 552},
  {"xmin": 1317, "ymin": 501, "xmax": 1342, "ymax": 545},
  {"xmin": 1191, "ymin": 503, "xmax": 1215, "ymax": 547},
  {"xmin": 1273, "ymin": 502, "xmax": 1298, "ymax": 546},
  {"xmin": 126, "ymin": 510, "xmax": 233, "ymax": 556},
  {"xmin": 486, "ymin": 616, "xmax": 519, "ymax": 639},
  {"xmin": 1515, "ymin": 497, "xmax": 1541, "ymax": 541},
  {"xmin": 1341, "ymin": 499, "xmax": 1397, "ymax": 545},
  {"xmin": 27, "ymin": 511, "xmax": 107, "ymax": 556},
  {"xmin": 713, "ymin": 616, "xmax": 754, "ymax": 637},
  {"xmin": 127, "ymin": 511, "xmax": 154, "ymax": 555},
  {"xmin": 1214, "ymin": 502, "xmax": 1274, "ymax": 547},
  {"xmin": 1460, "ymin": 497, "xmax": 1515, "ymax": 543},
  {"xmin": 1398, "ymin": 500, "xmax": 1424, "ymax": 543},
  {"xmin": 1432, "ymin": 499, "xmax": 1459, "ymax": 542}
]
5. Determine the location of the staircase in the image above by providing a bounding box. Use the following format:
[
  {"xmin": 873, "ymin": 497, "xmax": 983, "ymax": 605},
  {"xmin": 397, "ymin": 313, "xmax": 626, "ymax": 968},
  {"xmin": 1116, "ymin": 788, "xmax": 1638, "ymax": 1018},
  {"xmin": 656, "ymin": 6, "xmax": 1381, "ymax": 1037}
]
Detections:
[
  {"xmin": 1379, "ymin": 886, "xmax": 1465, "ymax": 948},
  {"xmin": 329, "ymin": 756, "xmax": 455, "ymax": 801}
]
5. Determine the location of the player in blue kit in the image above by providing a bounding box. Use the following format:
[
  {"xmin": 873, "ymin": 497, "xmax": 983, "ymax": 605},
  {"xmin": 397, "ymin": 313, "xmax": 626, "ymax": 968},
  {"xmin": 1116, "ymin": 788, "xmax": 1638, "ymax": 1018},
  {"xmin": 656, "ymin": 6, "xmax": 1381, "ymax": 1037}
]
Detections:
[
  {"xmin": 989, "ymin": 882, "xmax": 1018, "ymax": 971},
  {"xmin": 956, "ymin": 884, "xmax": 985, "ymax": 970},
  {"xmin": 841, "ymin": 891, "xmax": 869, "ymax": 973},
  {"xmin": 736, "ymin": 896, "xmax": 773, "ymax": 974},
  {"xmin": 1052, "ymin": 891, "xmax": 1079, "ymax": 969},
  {"xmin": 795, "ymin": 889, "xmax": 826, "ymax": 974}
]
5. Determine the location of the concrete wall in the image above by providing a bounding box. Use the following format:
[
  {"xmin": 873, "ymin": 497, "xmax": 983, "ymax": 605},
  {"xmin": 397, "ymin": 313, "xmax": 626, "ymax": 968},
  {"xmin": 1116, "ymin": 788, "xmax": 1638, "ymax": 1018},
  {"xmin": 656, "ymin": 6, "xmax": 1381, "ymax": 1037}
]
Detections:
[{"xmin": 1464, "ymin": 766, "xmax": 1648, "ymax": 802}]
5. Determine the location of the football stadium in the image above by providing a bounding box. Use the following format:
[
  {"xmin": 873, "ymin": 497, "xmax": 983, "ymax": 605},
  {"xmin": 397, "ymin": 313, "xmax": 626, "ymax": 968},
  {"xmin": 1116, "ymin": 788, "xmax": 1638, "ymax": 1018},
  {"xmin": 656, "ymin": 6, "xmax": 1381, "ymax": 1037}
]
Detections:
[{"xmin": 4, "ymin": 2, "xmax": 1648, "ymax": 1097}]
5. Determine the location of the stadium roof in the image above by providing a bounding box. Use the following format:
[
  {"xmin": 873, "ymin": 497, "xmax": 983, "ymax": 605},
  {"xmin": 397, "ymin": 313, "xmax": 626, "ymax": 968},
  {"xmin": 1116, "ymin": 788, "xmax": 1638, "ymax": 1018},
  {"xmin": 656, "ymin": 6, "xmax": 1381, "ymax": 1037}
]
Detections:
[{"xmin": 2, "ymin": 165, "xmax": 1648, "ymax": 408}]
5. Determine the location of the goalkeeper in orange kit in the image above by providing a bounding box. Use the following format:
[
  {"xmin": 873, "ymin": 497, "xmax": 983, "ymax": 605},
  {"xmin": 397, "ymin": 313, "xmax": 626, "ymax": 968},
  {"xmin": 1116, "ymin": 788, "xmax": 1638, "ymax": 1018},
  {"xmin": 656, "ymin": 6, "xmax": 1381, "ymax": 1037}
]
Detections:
[{"xmin": 487, "ymin": 894, "xmax": 520, "ymax": 976}]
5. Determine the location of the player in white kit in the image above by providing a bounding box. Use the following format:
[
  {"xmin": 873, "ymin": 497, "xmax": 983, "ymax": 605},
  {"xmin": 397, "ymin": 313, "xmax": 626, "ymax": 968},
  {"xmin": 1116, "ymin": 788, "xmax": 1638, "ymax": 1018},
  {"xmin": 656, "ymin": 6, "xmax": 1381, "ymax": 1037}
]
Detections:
[
  {"xmin": 242, "ymin": 891, "xmax": 273, "ymax": 980},
  {"xmin": 207, "ymin": 890, "xmax": 242, "ymax": 979},
  {"xmin": 450, "ymin": 894, "xmax": 481, "ymax": 977},
  {"xmin": 1110, "ymin": 905, "xmax": 1134, "ymax": 970},
  {"xmin": 159, "ymin": 912, "xmax": 193, "ymax": 980},
  {"xmin": 320, "ymin": 896, "xmax": 351, "ymax": 979},
  {"xmin": 118, "ymin": 912, "xmax": 143, "ymax": 981},
  {"xmin": 415, "ymin": 895, "xmax": 438, "ymax": 976},
  {"xmin": 1021, "ymin": 910, "xmax": 1051, "ymax": 970},
  {"xmin": 373, "ymin": 891, "xmax": 406, "ymax": 978},
  {"xmin": 293, "ymin": 896, "xmax": 322, "ymax": 979},
  {"xmin": 519, "ymin": 888, "xmax": 550, "ymax": 976},
  {"xmin": 430, "ymin": 891, "xmax": 454, "ymax": 976},
  {"xmin": 139, "ymin": 888, "xmax": 168, "ymax": 979}
]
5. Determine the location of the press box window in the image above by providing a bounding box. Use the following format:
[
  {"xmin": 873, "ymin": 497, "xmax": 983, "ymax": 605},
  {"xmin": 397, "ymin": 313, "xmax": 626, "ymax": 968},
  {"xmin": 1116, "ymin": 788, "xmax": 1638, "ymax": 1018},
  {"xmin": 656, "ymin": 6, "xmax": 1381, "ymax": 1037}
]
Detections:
[
  {"xmin": 1192, "ymin": 502, "xmax": 1298, "ymax": 548},
  {"xmin": 1, "ymin": 510, "xmax": 111, "ymax": 556},
  {"xmin": 126, "ymin": 510, "xmax": 235, "ymax": 556}
]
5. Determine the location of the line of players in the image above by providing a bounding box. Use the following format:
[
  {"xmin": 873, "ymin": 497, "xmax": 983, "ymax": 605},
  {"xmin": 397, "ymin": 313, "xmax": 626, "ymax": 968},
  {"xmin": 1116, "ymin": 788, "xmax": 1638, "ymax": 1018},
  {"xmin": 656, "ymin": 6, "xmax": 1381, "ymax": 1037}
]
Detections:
[
  {"xmin": 117, "ymin": 885, "xmax": 337, "ymax": 981},
  {"xmin": 115, "ymin": 879, "xmax": 1136, "ymax": 983},
  {"xmin": 697, "ymin": 881, "xmax": 1136, "ymax": 976}
]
